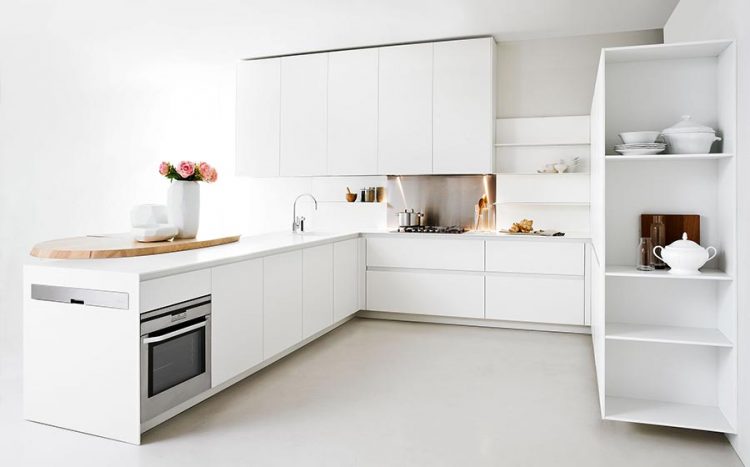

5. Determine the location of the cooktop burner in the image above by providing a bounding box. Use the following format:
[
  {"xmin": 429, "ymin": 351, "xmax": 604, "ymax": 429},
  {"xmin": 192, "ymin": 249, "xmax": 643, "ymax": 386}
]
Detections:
[{"xmin": 397, "ymin": 225, "xmax": 468, "ymax": 234}]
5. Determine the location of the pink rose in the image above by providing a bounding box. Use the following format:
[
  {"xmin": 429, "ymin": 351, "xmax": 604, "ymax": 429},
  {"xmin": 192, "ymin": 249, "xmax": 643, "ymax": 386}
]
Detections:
[
  {"xmin": 158, "ymin": 161, "xmax": 170, "ymax": 176},
  {"xmin": 177, "ymin": 161, "xmax": 195, "ymax": 179},
  {"xmin": 207, "ymin": 167, "xmax": 218, "ymax": 182},
  {"xmin": 198, "ymin": 162, "xmax": 212, "ymax": 180}
]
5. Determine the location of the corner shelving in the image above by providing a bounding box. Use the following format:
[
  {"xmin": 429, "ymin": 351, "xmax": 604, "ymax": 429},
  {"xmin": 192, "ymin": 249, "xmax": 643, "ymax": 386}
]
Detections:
[
  {"xmin": 605, "ymin": 153, "xmax": 734, "ymax": 161},
  {"xmin": 605, "ymin": 396, "xmax": 735, "ymax": 434},
  {"xmin": 589, "ymin": 39, "xmax": 737, "ymax": 434},
  {"xmin": 605, "ymin": 265, "xmax": 732, "ymax": 281},
  {"xmin": 605, "ymin": 323, "xmax": 732, "ymax": 348},
  {"xmin": 494, "ymin": 142, "xmax": 589, "ymax": 148}
]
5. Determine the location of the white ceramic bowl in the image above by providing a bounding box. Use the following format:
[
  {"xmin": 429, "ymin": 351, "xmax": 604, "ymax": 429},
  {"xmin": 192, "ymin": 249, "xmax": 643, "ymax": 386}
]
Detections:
[
  {"xmin": 663, "ymin": 133, "xmax": 721, "ymax": 154},
  {"xmin": 619, "ymin": 131, "xmax": 661, "ymax": 144}
]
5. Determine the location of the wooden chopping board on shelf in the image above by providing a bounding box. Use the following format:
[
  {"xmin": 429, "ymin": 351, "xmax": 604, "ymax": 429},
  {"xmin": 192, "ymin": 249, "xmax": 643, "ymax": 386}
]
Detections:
[{"xmin": 30, "ymin": 233, "xmax": 241, "ymax": 259}]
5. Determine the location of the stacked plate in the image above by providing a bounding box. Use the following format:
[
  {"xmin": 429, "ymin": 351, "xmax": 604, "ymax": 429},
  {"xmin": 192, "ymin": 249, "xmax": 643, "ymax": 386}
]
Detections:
[{"xmin": 614, "ymin": 143, "xmax": 666, "ymax": 156}]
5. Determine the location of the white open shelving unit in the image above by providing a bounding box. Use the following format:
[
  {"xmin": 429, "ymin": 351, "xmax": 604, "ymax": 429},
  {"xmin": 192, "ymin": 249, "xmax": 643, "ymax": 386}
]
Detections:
[
  {"xmin": 494, "ymin": 116, "xmax": 591, "ymax": 233},
  {"xmin": 590, "ymin": 40, "xmax": 737, "ymax": 434}
]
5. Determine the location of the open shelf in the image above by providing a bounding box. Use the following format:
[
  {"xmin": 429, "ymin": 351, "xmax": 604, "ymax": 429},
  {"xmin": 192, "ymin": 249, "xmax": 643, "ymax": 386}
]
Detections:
[
  {"xmin": 497, "ymin": 201, "xmax": 590, "ymax": 206},
  {"xmin": 495, "ymin": 142, "xmax": 589, "ymax": 147},
  {"xmin": 605, "ymin": 153, "xmax": 734, "ymax": 162},
  {"xmin": 605, "ymin": 396, "xmax": 735, "ymax": 433},
  {"xmin": 495, "ymin": 172, "xmax": 590, "ymax": 176},
  {"xmin": 606, "ymin": 323, "xmax": 732, "ymax": 348},
  {"xmin": 605, "ymin": 265, "xmax": 732, "ymax": 281}
]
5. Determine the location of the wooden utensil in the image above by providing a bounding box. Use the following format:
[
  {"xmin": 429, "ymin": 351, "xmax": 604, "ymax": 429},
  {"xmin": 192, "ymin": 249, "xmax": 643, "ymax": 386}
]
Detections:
[{"xmin": 640, "ymin": 214, "xmax": 700, "ymax": 244}]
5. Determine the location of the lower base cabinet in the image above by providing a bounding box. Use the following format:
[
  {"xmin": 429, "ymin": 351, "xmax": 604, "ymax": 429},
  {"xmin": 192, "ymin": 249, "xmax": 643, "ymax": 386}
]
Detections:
[
  {"xmin": 334, "ymin": 239, "xmax": 359, "ymax": 321},
  {"xmin": 303, "ymin": 244, "xmax": 334, "ymax": 339},
  {"xmin": 366, "ymin": 270, "xmax": 484, "ymax": 319},
  {"xmin": 264, "ymin": 250, "xmax": 303, "ymax": 359},
  {"xmin": 211, "ymin": 258, "xmax": 264, "ymax": 387},
  {"xmin": 485, "ymin": 275, "xmax": 584, "ymax": 325}
]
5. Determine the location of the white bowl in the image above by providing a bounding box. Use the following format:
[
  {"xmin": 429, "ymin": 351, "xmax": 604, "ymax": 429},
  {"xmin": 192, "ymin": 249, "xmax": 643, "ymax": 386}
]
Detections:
[
  {"xmin": 663, "ymin": 133, "xmax": 721, "ymax": 154},
  {"xmin": 619, "ymin": 131, "xmax": 661, "ymax": 144}
]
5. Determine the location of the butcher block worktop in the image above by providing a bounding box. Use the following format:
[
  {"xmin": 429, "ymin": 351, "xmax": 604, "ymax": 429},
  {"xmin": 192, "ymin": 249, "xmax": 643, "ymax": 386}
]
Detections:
[{"xmin": 30, "ymin": 233, "xmax": 241, "ymax": 259}]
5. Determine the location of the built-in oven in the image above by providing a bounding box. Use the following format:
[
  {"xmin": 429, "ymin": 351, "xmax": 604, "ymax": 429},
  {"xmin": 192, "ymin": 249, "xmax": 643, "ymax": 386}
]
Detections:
[{"xmin": 140, "ymin": 295, "xmax": 211, "ymax": 422}]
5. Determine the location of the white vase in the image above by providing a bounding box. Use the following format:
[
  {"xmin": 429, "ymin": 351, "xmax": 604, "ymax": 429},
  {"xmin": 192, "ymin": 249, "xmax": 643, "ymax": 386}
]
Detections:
[{"xmin": 167, "ymin": 181, "xmax": 200, "ymax": 239}]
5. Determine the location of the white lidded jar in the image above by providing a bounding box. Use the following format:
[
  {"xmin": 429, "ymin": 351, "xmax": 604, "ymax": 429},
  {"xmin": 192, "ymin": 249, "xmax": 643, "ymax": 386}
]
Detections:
[
  {"xmin": 653, "ymin": 232, "xmax": 717, "ymax": 275},
  {"xmin": 661, "ymin": 115, "xmax": 721, "ymax": 154}
]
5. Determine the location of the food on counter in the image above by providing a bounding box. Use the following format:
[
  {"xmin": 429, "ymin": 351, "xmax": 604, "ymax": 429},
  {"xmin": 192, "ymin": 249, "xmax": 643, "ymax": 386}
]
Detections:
[{"xmin": 509, "ymin": 218, "xmax": 534, "ymax": 233}]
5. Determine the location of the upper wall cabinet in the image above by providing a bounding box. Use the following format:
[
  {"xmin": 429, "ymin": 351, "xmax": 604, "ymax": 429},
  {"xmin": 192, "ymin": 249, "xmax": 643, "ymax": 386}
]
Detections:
[
  {"xmin": 280, "ymin": 53, "xmax": 329, "ymax": 176},
  {"xmin": 327, "ymin": 48, "xmax": 379, "ymax": 175},
  {"xmin": 236, "ymin": 58, "xmax": 281, "ymax": 177},
  {"xmin": 377, "ymin": 43, "xmax": 434, "ymax": 175},
  {"xmin": 236, "ymin": 37, "xmax": 496, "ymax": 177},
  {"xmin": 433, "ymin": 37, "xmax": 495, "ymax": 174}
]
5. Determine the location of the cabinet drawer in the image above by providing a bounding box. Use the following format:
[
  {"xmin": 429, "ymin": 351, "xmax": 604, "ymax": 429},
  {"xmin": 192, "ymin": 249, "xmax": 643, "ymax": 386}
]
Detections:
[
  {"xmin": 366, "ymin": 238, "xmax": 484, "ymax": 271},
  {"xmin": 366, "ymin": 270, "xmax": 484, "ymax": 319},
  {"xmin": 140, "ymin": 269, "xmax": 211, "ymax": 312},
  {"xmin": 485, "ymin": 241, "xmax": 584, "ymax": 275},
  {"xmin": 485, "ymin": 275, "xmax": 584, "ymax": 325}
]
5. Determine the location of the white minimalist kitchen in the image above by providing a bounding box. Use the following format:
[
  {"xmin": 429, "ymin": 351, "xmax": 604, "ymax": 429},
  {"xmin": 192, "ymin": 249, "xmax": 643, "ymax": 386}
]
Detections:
[{"xmin": 1, "ymin": 1, "xmax": 748, "ymax": 466}]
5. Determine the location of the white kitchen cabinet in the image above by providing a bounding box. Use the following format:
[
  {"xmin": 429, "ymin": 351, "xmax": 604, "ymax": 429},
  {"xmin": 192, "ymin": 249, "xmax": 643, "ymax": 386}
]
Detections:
[
  {"xmin": 378, "ymin": 43, "xmax": 433, "ymax": 175},
  {"xmin": 486, "ymin": 275, "xmax": 584, "ymax": 325},
  {"xmin": 485, "ymin": 241, "xmax": 584, "ymax": 276},
  {"xmin": 432, "ymin": 37, "xmax": 495, "ymax": 174},
  {"xmin": 236, "ymin": 58, "xmax": 281, "ymax": 177},
  {"xmin": 303, "ymin": 244, "xmax": 334, "ymax": 339},
  {"xmin": 333, "ymin": 238, "xmax": 359, "ymax": 322},
  {"xmin": 366, "ymin": 237, "xmax": 484, "ymax": 271},
  {"xmin": 211, "ymin": 259, "xmax": 263, "ymax": 387},
  {"xmin": 280, "ymin": 53, "xmax": 328, "ymax": 176},
  {"xmin": 263, "ymin": 250, "xmax": 303, "ymax": 359},
  {"xmin": 327, "ymin": 48, "xmax": 379, "ymax": 175},
  {"xmin": 367, "ymin": 270, "xmax": 484, "ymax": 319}
]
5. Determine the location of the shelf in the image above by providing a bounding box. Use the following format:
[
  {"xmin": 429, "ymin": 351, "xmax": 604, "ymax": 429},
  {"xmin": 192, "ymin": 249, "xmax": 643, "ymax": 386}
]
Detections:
[
  {"xmin": 605, "ymin": 153, "xmax": 733, "ymax": 161},
  {"xmin": 495, "ymin": 142, "xmax": 589, "ymax": 147},
  {"xmin": 497, "ymin": 202, "xmax": 590, "ymax": 206},
  {"xmin": 606, "ymin": 323, "xmax": 732, "ymax": 348},
  {"xmin": 605, "ymin": 265, "xmax": 732, "ymax": 281},
  {"xmin": 605, "ymin": 396, "xmax": 735, "ymax": 433},
  {"xmin": 496, "ymin": 172, "xmax": 590, "ymax": 176}
]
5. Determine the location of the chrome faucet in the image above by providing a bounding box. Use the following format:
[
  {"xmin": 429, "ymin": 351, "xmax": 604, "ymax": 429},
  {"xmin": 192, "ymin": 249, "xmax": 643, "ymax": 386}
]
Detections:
[{"xmin": 292, "ymin": 193, "xmax": 318, "ymax": 233}]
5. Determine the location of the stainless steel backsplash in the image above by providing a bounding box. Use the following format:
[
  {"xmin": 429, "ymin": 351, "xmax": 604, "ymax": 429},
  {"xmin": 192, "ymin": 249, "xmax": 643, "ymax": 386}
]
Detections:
[{"xmin": 386, "ymin": 175, "xmax": 496, "ymax": 229}]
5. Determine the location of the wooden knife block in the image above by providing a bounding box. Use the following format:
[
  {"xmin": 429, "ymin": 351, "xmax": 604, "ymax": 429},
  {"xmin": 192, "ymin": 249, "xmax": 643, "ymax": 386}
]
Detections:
[{"xmin": 640, "ymin": 214, "xmax": 700, "ymax": 245}]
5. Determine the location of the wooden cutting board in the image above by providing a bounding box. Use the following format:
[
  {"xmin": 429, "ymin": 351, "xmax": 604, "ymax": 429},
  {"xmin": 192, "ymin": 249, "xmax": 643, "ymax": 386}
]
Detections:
[
  {"xmin": 640, "ymin": 214, "xmax": 700, "ymax": 244},
  {"xmin": 30, "ymin": 233, "xmax": 241, "ymax": 259}
]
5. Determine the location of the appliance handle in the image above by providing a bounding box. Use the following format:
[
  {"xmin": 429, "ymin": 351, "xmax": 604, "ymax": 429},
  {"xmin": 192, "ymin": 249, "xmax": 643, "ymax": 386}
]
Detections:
[{"xmin": 143, "ymin": 320, "xmax": 207, "ymax": 344}]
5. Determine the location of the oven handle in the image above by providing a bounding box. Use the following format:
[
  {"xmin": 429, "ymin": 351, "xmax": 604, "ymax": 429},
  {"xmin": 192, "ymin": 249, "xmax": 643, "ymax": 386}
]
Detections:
[{"xmin": 142, "ymin": 320, "xmax": 207, "ymax": 344}]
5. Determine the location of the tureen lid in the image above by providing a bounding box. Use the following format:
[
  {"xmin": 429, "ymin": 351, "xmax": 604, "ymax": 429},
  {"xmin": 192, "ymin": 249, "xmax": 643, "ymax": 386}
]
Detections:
[
  {"xmin": 665, "ymin": 232, "xmax": 703, "ymax": 250},
  {"xmin": 662, "ymin": 115, "xmax": 716, "ymax": 135}
]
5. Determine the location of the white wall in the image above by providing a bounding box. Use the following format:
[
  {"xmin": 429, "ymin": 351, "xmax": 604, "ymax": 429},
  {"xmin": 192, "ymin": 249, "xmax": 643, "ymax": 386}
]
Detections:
[
  {"xmin": 496, "ymin": 30, "xmax": 663, "ymax": 117},
  {"xmin": 664, "ymin": 0, "xmax": 749, "ymax": 463}
]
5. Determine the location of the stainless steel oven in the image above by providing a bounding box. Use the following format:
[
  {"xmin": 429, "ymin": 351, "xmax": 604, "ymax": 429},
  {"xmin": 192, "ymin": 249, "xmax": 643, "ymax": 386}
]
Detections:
[{"xmin": 140, "ymin": 295, "xmax": 211, "ymax": 422}]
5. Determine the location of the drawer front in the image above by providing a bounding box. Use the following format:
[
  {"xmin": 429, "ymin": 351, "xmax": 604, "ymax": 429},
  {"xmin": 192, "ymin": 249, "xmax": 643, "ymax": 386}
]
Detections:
[
  {"xmin": 366, "ymin": 270, "xmax": 484, "ymax": 319},
  {"xmin": 366, "ymin": 237, "xmax": 484, "ymax": 271},
  {"xmin": 485, "ymin": 241, "xmax": 584, "ymax": 275},
  {"xmin": 140, "ymin": 269, "xmax": 212, "ymax": 312},
  {"xmin": 485, "ymin": 275, "xmax": 584, "ymax": 325}
]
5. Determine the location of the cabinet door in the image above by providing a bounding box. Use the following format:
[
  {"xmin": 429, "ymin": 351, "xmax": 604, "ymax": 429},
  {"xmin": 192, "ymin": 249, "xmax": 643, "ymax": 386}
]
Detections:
[
  {"xmin": 378, "ymin": 43, "xmax": 433, "ymax": 175},
  {"xmin": 211, "ymin": 259, "xmax": 263, "ymax": 387},
  {"xmin": 264, "ymin": 251, "xmax": 303, "ymax": 359},
  {"xmin": 328, "ymin": 49, "xmax": 378, "ymax": 175},
  {"xmin": 433, "ymin": 38, "xmax": 495, "ymax": 174},
  {"xmin": 236, "ymin": 59, "xmax": 280, "ymax": 177},
  {"xmin": 333, "ymin": 239, "xmax": 358, "ymax": 322},
  {"xmin": 485, "ymin": 275, "xmax": 584, "ymax": 325},
  {"xmin": 280, "ymin": 53, "xmax": 328, "ymax": 176},
  {"xmin": 303, "ymin": 244, "xmax": 334, "ymax": 339}
]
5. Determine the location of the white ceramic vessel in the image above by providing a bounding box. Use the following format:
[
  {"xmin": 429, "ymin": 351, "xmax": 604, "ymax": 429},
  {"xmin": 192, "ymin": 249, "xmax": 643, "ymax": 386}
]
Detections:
[
  {"xmin": 619, "ymin": 131, "xmax": 660, "ymax": 144},
  {"xmin": 653, "ymin": 232, "xmax": 717, "ymax": 275},
  {"xmin": 130, "ymin": 204, "xmax": 168, "ymax": 227},
  {"xmin": 167, "ymin": 180, "xmax": 200, "ymax": 239},
  {"xmin": 661, "ymin": 115, "xmax": 721, "ymax": 154},
  {"xmin": 131, "ymin": 224, "xmax": 178, "ymax": 242}
]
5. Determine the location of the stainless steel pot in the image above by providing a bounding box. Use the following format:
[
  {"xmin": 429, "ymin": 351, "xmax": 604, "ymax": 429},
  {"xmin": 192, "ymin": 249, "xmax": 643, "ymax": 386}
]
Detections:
[{"xmin": 397, "ymin": 209, "xmax": 423, "ymax": 227}]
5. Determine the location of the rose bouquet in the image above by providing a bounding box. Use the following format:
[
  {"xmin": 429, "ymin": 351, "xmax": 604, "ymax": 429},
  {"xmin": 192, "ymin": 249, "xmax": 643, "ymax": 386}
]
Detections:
[{"xmin": 159, "ymin": 161, "xmax": 218, "ymax": 183}]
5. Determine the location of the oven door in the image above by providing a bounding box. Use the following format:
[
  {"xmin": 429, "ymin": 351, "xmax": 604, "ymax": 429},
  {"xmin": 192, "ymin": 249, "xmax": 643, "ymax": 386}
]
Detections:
[{"xmin": 140, "ymin": 298, "xmax": 211, "ymax": 422}]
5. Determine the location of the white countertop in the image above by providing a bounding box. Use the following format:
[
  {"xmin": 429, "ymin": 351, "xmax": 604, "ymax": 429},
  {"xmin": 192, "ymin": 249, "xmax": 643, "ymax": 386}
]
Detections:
[{"xmin": 26, "ymin": 230, "xmax": 590, "ymax": 280}]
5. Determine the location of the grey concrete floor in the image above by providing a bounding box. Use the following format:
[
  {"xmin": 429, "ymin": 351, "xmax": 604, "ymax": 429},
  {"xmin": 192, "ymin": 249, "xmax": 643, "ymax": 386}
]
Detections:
[{"xmin": 1, "ymin": 318, "xmax": 743, "ymax": 466}]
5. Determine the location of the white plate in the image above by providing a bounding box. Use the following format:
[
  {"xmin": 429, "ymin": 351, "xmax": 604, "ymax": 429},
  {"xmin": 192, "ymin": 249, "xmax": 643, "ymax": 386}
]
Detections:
[{"xmin": 615, "ymin": 148, "xmax": 666, "ymax": 155}]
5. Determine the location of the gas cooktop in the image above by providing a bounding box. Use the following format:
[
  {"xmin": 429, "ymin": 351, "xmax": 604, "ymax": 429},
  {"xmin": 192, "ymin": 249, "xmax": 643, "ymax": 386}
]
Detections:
[{"xmin": 396, "ymin": 225, "xmax": 468, "ymax": 234}]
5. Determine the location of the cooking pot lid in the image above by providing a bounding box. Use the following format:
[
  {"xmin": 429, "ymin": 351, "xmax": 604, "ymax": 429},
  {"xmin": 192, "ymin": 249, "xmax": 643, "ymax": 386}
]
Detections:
[
  {"xmin": 662, "ymin": 115, "xmax": 716, "ymax": 135},
  {"xmin": 665, "ymin": 232, "xmax": 703, "ymax": 250}
]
